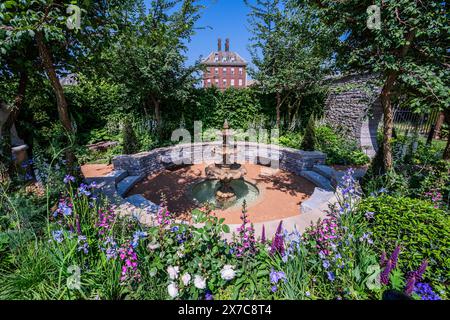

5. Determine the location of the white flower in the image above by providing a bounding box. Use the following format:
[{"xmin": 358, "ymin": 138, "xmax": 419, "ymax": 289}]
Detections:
[
  {"xmin": 167, "ymin": 282, "xmax": 179, "ymax": 298},
  {"xmin": 220, "ymin": 265, "xmax": 236, "ymax": 281},
  {"xmin": 181, "ymin": 273, "xmax": 191, "ymax": 286},
  {"xmin": 194, "ymin": 275, "xmax": 206, "ymax": 289},
  {"xmin": 167, "ymin": 266, "xmax": 179, "ymax": 280},
  {"xmin": 147, "ymin": 242, "xmax": 160, "ymax": 251},
  {"xmin": 176, "ymin": 250, "xmax": 185, "ymax": 258}
]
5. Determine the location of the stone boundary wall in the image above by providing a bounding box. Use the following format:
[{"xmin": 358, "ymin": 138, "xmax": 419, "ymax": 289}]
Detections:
[
  {"xmin": 324, "ymin": 73, "xmax": 383, "ymax": 157},
  {"xmin": 112, "ymin": 142, "xmax": 326, "ymax": 176}
]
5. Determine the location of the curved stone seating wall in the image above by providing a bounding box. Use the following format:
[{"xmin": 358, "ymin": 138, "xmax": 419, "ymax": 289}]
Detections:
[
  {"xmin": 112, "ymin": 142, "xmax": 327, "ymax": 177},
  {"xmin": 86, "ymin": 142, "xmax": 343, "ymax": 233}
]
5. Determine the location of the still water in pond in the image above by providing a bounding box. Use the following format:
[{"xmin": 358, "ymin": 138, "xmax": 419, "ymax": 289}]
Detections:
[{"xmin": 191, "ymin": 179, "xmax": 260, "ymax": 210}]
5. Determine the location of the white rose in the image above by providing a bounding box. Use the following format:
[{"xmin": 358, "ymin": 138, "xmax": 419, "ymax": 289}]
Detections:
[
  {"xmin": 181, "ymin": 273, "xmax": 191, "ymax": 286},
  {"xmin": 167, "ymin": 266, "xmax": 179, "ymax": 280},
  {"xmin": 168, "ymin": 282, "xmax": 179, "ymax": 299},
  {"xmin": 147, "ymin": 242, "xmax": 160, "ymax": 251},
  {"xmin": 194, "ymin": 275, "xmax": 206, "ymax": 289},
  {"xmin": 220, "ymin": 265, "xmax": 236, "ymax": 281}
]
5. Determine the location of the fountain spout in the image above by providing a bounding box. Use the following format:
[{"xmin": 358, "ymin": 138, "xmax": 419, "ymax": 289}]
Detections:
[{"xmin": 205, "ymin": 120, "xmax": 247, "ymax": 208}]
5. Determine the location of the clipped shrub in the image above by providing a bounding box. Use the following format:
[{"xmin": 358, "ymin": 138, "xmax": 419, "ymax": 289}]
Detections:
[
  {"xmin": 301, "ymin": 115, "xmax": 316, "ymax": 151},
  {"xmin": 122, "ymin": 118, "xmax": 140, "ymax": 155},
  {"xmin": 359, "ymin": 195, "xmax": 450, "ymax": 287}
]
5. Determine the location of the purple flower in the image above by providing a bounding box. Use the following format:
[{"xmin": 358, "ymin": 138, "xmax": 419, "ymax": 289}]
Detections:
[
  {"xmin": 77, "ymin": 235, "xmax": 89, "ymax": 254},
  {"xmin": 413, "ymin": 283, "xmax": 441, "ymax": 300},
  {"xmin": 64, "ymin": 175, "xmax": 75, "ymax": 184},
  {"xmin": 414, "ymin": 260, "xmax": 428, "ymax": 280},
  {"xmin": 327, "ymin": 271, "xmax": 335, "ymax": 282},
  {"xmin": 389, "ymin": 246, "xmax": 401, "ymax": 269},
  {"xmin": 380, "ymin": 251, "xmax": 387, "ymax": 267},
  {"xmin": 322, "ymin": 260, "xmax": 330, "ymax": 269},
  {"xmin": 261, "ymin": 225, "xmax": 266, "ymax": 243},
  {"xmin": 404, "ymin": 274, "xmax": 417, "ymax": 296},
  {"xmin": 269, "ymin": 269, "xmax": 286, "ymax": 284},
  {"xmin": 271, "ymin": 286, "xmax": 278, "ymax": 293},
  {"xmin": 380, "ymin": 260, "xmax": 392, "ymax": 285},
  {"xmin": 58, "ymin": 202, "xmax": 72, "ymax": 216},
  {"xmin": 365, "ymin": 211, "xmax": 375, "ymax": 220},
  {"xmin": 78, "ymin": 183, "xmax": 91, "ymax": 197},
  {"xmin": 270, "ymin": 221, "xmax": 284, "ymax": 256},
  {"xmin": 131, "ymin": 231, "xmax": 148, "ymax": 248},
  {"xmin": 52, "ymin": 230, "xmax": 64, "ymax": 243},
  {"xmin": 205, "ymin": 291, "xmax": 214, "ymax": 300}
]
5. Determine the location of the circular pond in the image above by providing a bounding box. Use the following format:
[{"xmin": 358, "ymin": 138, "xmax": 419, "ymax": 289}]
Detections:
[{"xmin": 191, "ymin": 179, "xmax": 260, "ymax": 210}]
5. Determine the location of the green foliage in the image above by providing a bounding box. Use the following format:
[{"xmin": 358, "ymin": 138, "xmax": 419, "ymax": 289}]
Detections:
[
  {"xmin": 316, "ymin": 126, "xmax": 370, "ymax": 166},
  {"xmin": 360, "ymin": 196, "xmax": 450, "ymax": 288},
  {"xmin": 363, "ymin": 136, "xmax": 450, "ymax": 206},
  {"xmin": 300, "ymin": 115, "xmax": 316, "ymax": 151},
  {"xmin": 122, "ymin": 118, "xmax": 140, "ymax": 155},
  {"xmin": 277, "ymin": 132, "xmax": 302, "ymax": 149}
]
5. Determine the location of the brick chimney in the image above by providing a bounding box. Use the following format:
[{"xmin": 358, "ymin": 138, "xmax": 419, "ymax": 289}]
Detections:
[
  {"xmin": 225, "ymin": 38, "xmax": 230, "ymax": 52},
  {"xmin": 218, "ymin": 38, "xmax": 222, "ymax": 51}
]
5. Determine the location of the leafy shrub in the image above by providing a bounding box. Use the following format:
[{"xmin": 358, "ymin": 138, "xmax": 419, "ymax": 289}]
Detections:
[
  {"xmin": 316, "ymin": 126, "xmax": 370, "ymax": 166},
  {"xmin": 359, "ymin": 195, "xmax": 450, "ymax": 288},
  {"xmin": 122, "ymin": 118, "xmax": 140, "ymax": 155},
  {"xmin": 300, "ymin": 115, "xmax": 316, "ymax": 151},
  {"xmin": 277, "ymin": 132, "xmax": 302, "ymax": 149}
]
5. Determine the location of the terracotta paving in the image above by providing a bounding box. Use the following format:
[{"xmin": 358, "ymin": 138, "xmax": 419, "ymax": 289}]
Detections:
[{"xmin": 128, "ymin": 164, "xmax": 315, "ymax": 224}]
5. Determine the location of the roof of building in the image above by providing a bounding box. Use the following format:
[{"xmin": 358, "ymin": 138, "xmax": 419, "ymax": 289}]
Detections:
[
  {"xmin": 201, "ymin": 39, "xmax": 248, "ymax": 66},
  {"xmin": 201, "ymin": 51, "xmax": 248, "ymax": 66}
]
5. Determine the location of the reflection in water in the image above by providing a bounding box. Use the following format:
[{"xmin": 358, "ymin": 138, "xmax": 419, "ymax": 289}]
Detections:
[{"xmin": 191, "ymin": 179, "xmax": 260, "ymax": 210}]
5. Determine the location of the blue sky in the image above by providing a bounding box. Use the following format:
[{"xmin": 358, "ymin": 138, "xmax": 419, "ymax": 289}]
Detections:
[{"xmin": 144, "ymin": 0, "xmax": 253, "ymax": 67}]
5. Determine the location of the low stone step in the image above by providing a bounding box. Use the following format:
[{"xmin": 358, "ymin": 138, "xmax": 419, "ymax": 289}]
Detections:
[
  {"xmin": 301, "ymin": 188, "xmax": 336, "ymax": 215},
  {"xmin": 117, "ymin": 175, "xmax": 144, "ymax": 197},
  {"xmin": 312, "ymin": 165, "xmax": 336, "ymax": 180},
  {"xmin": 300, "ymin": 170, "xmax": 334, "ymax": 191},
  {"xmin": 126, "ymin": 195, "xmax": 160, "ymax": 214},
  {"xmin": 84, "ymin": 170, "xmax": 128, "ymax": 185},
  {"xmin": 106, "ymin": 170, "xmax": 128, "ymax": 184}
]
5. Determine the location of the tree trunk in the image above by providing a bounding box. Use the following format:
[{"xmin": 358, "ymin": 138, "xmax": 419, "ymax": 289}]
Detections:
[
  {"xmin": 35, "ymin": 30, "xmax": 75, "ymax": 167},
  {"xmin": 380, "ymin": 71, "xmax": 398, "ymax": 172},
  {"xmin": 150, "ymin": 96, "xmax": 162, "ymax": 136},
  {"xmin": 1, "ymin": 71, "xmax": 28, "ymax": 140},
  {"xmin": 434, "ymin": 112, "xmax": 445, "ymax": 139},
  {"xmin": 378, "ymin": 30, "xmax": 416, "ymax": 172},
  {"xmin": 276, "ymin": 92, "xmax": 281, "ymax": 128},
  {"xmin": 1, "ymin": 71, "xmax": 28, "ymax": 175},
  {"xmin": 443, "ymin": 109, "xmax": 450, "ymax": 161}
]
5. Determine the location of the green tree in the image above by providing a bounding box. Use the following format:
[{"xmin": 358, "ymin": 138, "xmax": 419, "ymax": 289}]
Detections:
[
  {"xmin": 300, "ymin": 115, "xmax": 316, "ymax": 151},
  {"xmin": 122, "ymin": 118, "xmax": 140, "ymax": 155},
  {"xmin": 246, "ymin": 0, "xmax": 334, "ymax": 129},
  {"xmin": 312, "ymin": 0, "xmax": 449, "ymax": 169},
  {"xmin": 106, "ymin": 0, "xmax": 202, "ymax": 135},
  {"xmin": 0, "ymin": 0, "xmax": 141, "ymax": 166}
]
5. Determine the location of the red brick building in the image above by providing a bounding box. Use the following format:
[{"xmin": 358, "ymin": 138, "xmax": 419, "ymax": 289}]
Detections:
[{"xmin": 201, "ymin": 38, "xmax": 248, "ymax": 90}]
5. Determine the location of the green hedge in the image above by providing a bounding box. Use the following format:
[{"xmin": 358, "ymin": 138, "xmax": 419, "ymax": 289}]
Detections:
[{"xmin": 359, "ymin": 196, "xmax": 450, "ymax": 287}]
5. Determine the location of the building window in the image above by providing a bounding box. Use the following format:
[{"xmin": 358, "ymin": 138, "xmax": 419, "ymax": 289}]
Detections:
[
  {"xmin": 223, "ymin": 79, "xmax": 227, "ymax": 87},
  {"xmin": 215, "ymin": 79, "xmax": 219, "ymax": 86},
  {"xmin": 239, "ymin": 68, "xmax": 243, "ymax": 75},
  {"xmin": 207, "ymin": 79, "xmax": 211, "ymax": 87},
  {"xmin": 223, "ymin": 67, "xmax": 227, "ymax": 75},
  {"xmin": 214, "ymin": 68, "xmax": 218, "ymax": 75},
  {"xmin": 239, "ymin": 79, "xmax": 243, "ymax": 87},
  {"xmin": 231, "ymin": 68, "xmax": 235, "ymax": 75},
  {"xmin": 231, "ymin": 79, "xmax": 235, "ymax": 86},
  {"xmin": 214, "ymin": 54, "xmax": 219, "ymax": 62}
]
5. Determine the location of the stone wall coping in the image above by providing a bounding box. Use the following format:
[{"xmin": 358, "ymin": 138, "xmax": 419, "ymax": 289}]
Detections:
[{"xmin": 113, "ymin": 142, "xmax": 326, "ymax": 161}]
